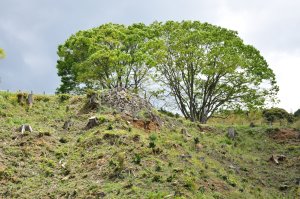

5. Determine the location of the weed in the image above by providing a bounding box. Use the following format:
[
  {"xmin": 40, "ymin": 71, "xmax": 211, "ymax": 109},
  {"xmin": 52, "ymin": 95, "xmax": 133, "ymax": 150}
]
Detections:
[{"xmin": 133, "ymin": 154, "xmax": 142, "ymax": 165}]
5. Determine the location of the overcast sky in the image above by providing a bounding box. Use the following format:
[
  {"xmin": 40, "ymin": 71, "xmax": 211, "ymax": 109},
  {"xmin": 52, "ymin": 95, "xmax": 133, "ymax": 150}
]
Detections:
[{"xmin": 0, "ymin": 0, "xmax": 299, "ymax": 112}]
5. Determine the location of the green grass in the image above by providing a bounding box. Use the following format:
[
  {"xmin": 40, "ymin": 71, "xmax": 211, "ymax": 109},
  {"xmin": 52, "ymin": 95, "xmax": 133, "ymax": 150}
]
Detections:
[{"xmin": 0, "ymin": 91, "xmax": 299, "ymax": 198}]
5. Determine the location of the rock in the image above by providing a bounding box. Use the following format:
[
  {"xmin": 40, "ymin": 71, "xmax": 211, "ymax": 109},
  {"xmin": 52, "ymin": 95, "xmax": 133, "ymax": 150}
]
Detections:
[
  {"xmin": 100, "ymin": 88, "xmax": 153, "ymax": 118},
  {"xmin": 18, "ymin": 124, "xmax": 33, "ymax": 134},
  {"xmin": 227, "ymin": 127, "xmax": 236, "ymax": 139},
  {"xmin": 181, "ymin": 128, "xmax": 191, "ymax": 137},
  {"xmin": 85, "ymin": 116, "xmax": 99, "ymax": 130}
]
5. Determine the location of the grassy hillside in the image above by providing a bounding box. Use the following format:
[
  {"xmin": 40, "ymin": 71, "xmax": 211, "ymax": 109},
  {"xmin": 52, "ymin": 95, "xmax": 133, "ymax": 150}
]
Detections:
[{"xmin": 0, "ymin": 91, "xmax": 299, "ymax": 198}]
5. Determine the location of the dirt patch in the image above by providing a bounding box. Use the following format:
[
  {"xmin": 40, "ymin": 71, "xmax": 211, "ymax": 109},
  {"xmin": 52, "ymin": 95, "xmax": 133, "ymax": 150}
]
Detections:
[
  {"xmin": 201, "ymin": 179, "xmax": 231, "ymax": 192},
  {"xmin": 269, "ymin": 129, "xmax": 300, "ymax": 142},
  {"xmin": 132, "ymin": 119, "xmax": 159, "ymax": 131},
  {"xmin": 197, "ymin": 124, "xmax": 214, "ymax": 132}
]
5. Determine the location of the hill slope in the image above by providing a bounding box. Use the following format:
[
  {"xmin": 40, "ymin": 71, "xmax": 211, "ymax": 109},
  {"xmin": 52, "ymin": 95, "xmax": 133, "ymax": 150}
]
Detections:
[{"xmin": 0, "ymin": 91, "xmax": 299, "ymax": 198}]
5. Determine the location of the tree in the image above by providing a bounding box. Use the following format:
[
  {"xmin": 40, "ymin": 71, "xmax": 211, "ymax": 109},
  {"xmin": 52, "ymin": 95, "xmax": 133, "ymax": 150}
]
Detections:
[
  {"xmin": 56, "ymin": 21, "xmax": 278, "ymax": 124},
  {"xmin": 0, "ymin": 48, "xmax": 5, "ymax": 59},
  {"xmin": 148, "ymin": 21, "xmax": 278, "ymax": 123},
  {"xmin": 56, "ymin": 23, "xmax": 153, "ymax": 94},
  {"xmin": 294, "ymin": 109, "xmax": 300, "ymax": 118},
  {"xmin": 263, "ymin": 108, "xmax": 294, "ymax": 125}
]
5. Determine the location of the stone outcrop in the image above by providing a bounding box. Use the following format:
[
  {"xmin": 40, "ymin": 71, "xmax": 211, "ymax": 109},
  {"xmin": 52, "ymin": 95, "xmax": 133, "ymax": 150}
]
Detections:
[{"xmin": 100, "ymin": 88, "xmax": 152, "ymax": 117}]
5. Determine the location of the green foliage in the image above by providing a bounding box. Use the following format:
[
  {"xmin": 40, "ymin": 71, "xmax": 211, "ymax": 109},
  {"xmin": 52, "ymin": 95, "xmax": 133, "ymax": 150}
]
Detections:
[
  {"xmin": 56, "ymin": 21, "xmax": 278, "ymax": 125},
  {"xmin": 107, "ymin": 123, "xmax": 113, "ymax": 130},
  {"xmin": 58, "ymin": 93, "xmax": 71, "ymax": 102},
  {"xmin": 133, "ymin": 153, "xmax": 142, "ymax": 165},
  {"xmin": 262, "ymin": 107, "xmax": 294, "ymax": 124},
  {"xmin": 56, "ymin": 23, "xmax": 153, "ymax": 93},
  {"xmin": 294, "ymin": 109, "xmax": 300, "ymax": 117},
  {"xmin": 35, "ymin": 95, "xmax": 51, "ymax": 102},
  {"xmin": 0, "ymin": 48, "xmax": 5, "ymax": 59},
  {"xmin": 158, "ymin": 108, "xmax": 178, "ymax": 118},
  {"xmin": 148, "ymin": 21, "xmax": 278, "ymax": 123}
]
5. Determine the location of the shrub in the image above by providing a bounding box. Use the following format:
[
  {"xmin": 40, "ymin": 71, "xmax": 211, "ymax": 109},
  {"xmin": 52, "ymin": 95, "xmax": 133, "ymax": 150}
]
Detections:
[
  {"xmin": 262, "ymin": 107, "xmax": 295, "ymax": 125},
  {"xmin": 35, "ymin": 95, "xmax": 51, "ymax": 102},
  {"xmin": 133, "ymin": 154, "xmax": 142, "ymax": 165},
  {"xmin": 158, "ymin": 108, "xmax": 175, "ymax": 117},
  {"xmin": 58, "ymin": 94, "xmax": 71, "ymax": 102}
]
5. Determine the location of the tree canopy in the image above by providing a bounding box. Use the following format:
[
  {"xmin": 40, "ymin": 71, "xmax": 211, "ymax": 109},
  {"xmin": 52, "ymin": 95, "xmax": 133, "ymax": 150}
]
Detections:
[
  {"xmin": 56, "ymin": 23, "xmax": 153, "ymax": 93},
  {"xmin": 262, "ymin": 107, "xmax": 294, "ymax": 125},
  {"xmin": 56, "ymin": 21, "xmax": 278, "ymax": 123}
]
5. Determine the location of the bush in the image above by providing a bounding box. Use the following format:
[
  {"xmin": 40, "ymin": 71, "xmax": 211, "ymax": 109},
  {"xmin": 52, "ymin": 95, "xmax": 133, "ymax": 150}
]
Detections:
[
  {"xmin": 35, "ymin": 95, "xmax": 51, "ymax": 102},
  {"xmin": 262, "ymin": 107, "xmax": 294, "ymax": 125},
  {"xmin": 58, "ymin": 94, "xmax": 71, "ymax": 102},
  {"xmin": 133, "ymin": 154, "xmax": 142, "ymax": 165},
  {"xmin": 158, "ymin": 108, "xmax": 175, "ymax": 117}
]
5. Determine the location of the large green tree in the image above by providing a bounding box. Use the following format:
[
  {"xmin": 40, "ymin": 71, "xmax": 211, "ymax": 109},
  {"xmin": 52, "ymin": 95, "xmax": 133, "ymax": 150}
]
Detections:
[
  {"xmin": 56, "ymin": 21, "xmax": 278, "ymax": 124},
  {"xmin": 56, "ymin": 23, "xmax": 153, "ymax": 93},
  {"xmin": 148, "ymin": 21, "xmax": 278, "ymax": 123}
]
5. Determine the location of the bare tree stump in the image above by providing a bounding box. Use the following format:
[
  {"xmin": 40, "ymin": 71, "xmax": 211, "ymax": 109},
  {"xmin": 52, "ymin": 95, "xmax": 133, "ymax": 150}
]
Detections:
[
  {"xmin": 143, "ymin": 120, "xmax": 151, "ymax": 130},
  {"xmin": 63, "ymin": 120, "xmax": 72, "ymax": 130},
  {"xmin": 269, "ymin": 154, "xmax": 286, "ymax": 164},
  {"xmin": 227, "ymin": 127, "xmax": 236, "ymax": 139},
  {"xmin": 181, "ymin": 128, "xmax": 191, "ymax": 137},
  {"xmin": 85, "ymin": 116, "xmax": 99, "ymax": 130},
  {"xmin": 88, "ymin": 93, "xmax": 100, "ymax": 109},
  {"xmin": 17, "ymin": 93, "xmax": 26, "ymax": 105},
  {"xmin": 18, "ymin": 124, "xmax": 33, "ymax": 134},
  {"xmin": 27, "ymin": 93, "xmax": 34, "ymax": 107}
]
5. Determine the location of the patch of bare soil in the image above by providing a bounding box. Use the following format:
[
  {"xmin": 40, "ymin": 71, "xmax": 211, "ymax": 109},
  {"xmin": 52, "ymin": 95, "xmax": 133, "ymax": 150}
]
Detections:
[
  {"xmin": 132, "ymin": 119, "xmax": 159, "ymax": 131},
  {"xmin": 202, "ymin": 179, "xmax": 231, "ymax": 192},
  {"xmin": 270, "ymin": 129, "xmax": 300, "ymax": 143}
]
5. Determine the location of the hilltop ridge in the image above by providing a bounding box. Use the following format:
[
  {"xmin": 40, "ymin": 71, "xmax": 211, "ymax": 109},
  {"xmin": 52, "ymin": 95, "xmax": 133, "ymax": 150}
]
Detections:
[{"xmin": 0, "ymin": 90, "xmax": 299, "ymax": 198}]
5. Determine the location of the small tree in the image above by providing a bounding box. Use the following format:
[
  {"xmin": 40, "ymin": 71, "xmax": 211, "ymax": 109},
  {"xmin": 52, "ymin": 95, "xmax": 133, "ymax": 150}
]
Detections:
[{"xmin": 262, "ymin": 108, "xmax": 294, "ymax": 126}]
